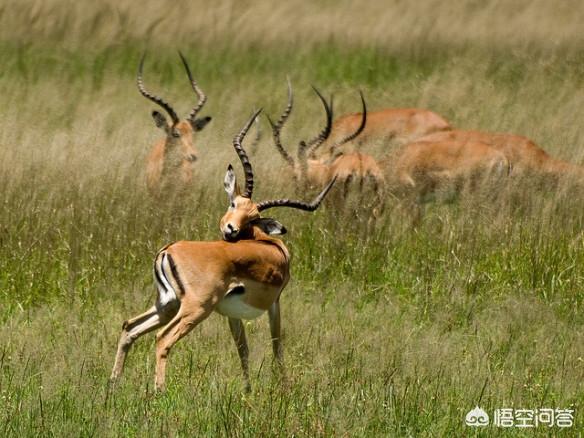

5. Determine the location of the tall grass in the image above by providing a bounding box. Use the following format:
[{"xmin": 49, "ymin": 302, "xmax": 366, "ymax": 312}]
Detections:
[
  {"xmin": 3, "ymin": 0, "xmax": 584, "ymax": 54},
  {"xmin": 1, "ymin": 2, "xmax": 584, "ymax": 435}
]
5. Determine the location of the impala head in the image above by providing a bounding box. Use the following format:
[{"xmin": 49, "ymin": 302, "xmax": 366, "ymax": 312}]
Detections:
[
  {"xmin": 268, "ymin": 80, "xmax": 367, "ymax": 178},
  {"xmin": 139, "ymin": 52, "xmax": 212, "ymax": 163},
  {"xmin": 220, "ymin": 109, "xmax": 336, "ymax": 241}
]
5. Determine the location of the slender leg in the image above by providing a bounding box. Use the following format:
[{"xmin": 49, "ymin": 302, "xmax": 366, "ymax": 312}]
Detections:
[
  {"xmin": 364, "ymin": 175, "xmax": 382, "ymax": 235},
  {"xmin": 268, "ymin": 300, "xmax": 284, "ymax": 372},
  {"xmin": 343, "ymin": 175, "xmax": 353, "ymax": 199},
  {"xmin": 372, "ymin": 175, "xmax": 384, "ymax": 217},
  {"xmin": 110, "ymin": 305, "xmax": 175, "ymax": 381},
  {"xmin": 154, "ymin": 303, "xmax": 212, "ymax": 391},
  {"xmin": 228, "ymin": 318, "xmax": 251, "ymax": 392}
]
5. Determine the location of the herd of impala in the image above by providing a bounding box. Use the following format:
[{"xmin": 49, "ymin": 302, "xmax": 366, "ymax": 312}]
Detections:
[{"xmin": 110, "ymin": 53, "xmax": 584, "ymax": 391}]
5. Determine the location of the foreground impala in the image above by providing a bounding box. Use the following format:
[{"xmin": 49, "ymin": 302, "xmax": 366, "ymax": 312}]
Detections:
[
  {"xmin": 111, "ymin": 110, "xmax": 336, "ymax": 391},
  {"xmin": 139, "ymin": 52, "xmax": 212, "ymax": 196},
  {"xmin": 269, "ymin": 80, "xmax": 384, "ymax": 198}
]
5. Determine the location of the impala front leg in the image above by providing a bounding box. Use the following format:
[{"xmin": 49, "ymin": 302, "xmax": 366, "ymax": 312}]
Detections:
[
  {"xmin": 268, "ymin": 300, "xmax": 284, "ymax": 372},
  {"xmin": 228, "ymin": 318, "xmax": 251, "ymax": 392}
]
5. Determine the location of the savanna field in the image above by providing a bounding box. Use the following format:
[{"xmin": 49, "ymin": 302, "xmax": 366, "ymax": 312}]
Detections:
[{"xmin": 1, "ymin": 1, "xmax": 584, "ymax": 436}]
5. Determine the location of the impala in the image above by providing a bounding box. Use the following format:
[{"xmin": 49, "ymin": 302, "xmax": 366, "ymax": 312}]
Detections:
[
  {"xmin": 417, "ymin": 129, "xmax": 584, "ymax": 180},
  {"xmin": 381, "ymin": 137, "xmax": 510, "ymax": 219},
  {"xmin": 269, "ymin": 80, "xmax": 384, "ymax": 199},
  {"xmin": 314, "ymin": 102, "xmax": 452, "ymax": 159},
  {"xmin": 139, "ymin": 52, "xmax": 212, "ymax": 196},
  {"xmin": 110, "ymin": 110, "xmax": 336, "ymax": 391}
]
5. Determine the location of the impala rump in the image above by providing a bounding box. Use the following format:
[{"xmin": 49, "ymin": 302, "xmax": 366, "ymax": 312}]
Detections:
[{"xmin": 154, "ymin": 249, "xmax": 184, "ymax": 308}]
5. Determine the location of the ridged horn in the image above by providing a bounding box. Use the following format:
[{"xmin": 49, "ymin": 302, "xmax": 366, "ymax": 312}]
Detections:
[
  {"xmin": 233, "ymin": 109, "xmax": 262, "ymax": 198},
  {"xmin": 248, "ymin": 109, "xmax": 262, "ymax": 154},
  {"xmin": 256, "ymin": 176, "xmax": 337, "ymax": 212},
  {"xmin": 178, "ymin": 51, "xmax": 207, "ymax": 122},
  {"xmin": 302, "ymin": 86, "xmax": 333, "ymax": 155},
  {"xmin": 137, "ymin": 53, "xmax": 179, "ymax": 125},
  {"xmin": 326, "ymin": 90, "xmax": 367, "ymax": 156},
  {"xmin": 268, "ymin": 77, "xmax": 295, "ymax": 167}
]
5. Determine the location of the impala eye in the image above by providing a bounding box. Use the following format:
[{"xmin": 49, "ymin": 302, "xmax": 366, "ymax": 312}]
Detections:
[{"xmin": 230, "ymin": 202, "xmax": 235, "ymax": 209}]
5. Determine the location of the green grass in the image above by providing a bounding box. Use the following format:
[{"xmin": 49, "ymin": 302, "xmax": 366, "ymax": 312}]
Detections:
[{"xmin": 1, "ymin": 11, "xmax": 584, "ymax": 435}]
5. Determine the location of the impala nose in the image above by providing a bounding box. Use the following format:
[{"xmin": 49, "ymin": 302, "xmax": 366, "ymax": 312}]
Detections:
[
  {"xmin": 186, "ymin": 154, "xmax": 197, "ymax": 162},
  {"xmin": 223, "ymin": 223, "xmax": 239, "ymax": 241}
]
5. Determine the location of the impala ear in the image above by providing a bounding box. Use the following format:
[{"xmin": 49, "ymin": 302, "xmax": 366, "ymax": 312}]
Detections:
[
  {"xmin": 224, "ymin": 165, "xmax": 241, "ymax": 200},
  {"xmin": 252, "ymin": 218, "xmax": 287, "ymax": 235},
  {"xmin": 191, "ymin": 116, "xmax": 212, "ymax": 131},
  {"xmin": 151, "ymin": 111, "xmax": 169, "ymax": 132}
]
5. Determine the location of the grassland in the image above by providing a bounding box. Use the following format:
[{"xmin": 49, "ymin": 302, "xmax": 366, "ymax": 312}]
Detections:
[{"xmin": 1, "ymin": 1, "xmax": 584, "ymax": 436}]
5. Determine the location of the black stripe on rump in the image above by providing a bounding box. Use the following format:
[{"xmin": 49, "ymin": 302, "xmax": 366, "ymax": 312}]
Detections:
[
  {"xmin": 153, "ymin": 251, "xmax": 166, "ymax": 291},
  {"xmin": 166, "ymin": 253, "xmax": 186, "ymax": 295}
]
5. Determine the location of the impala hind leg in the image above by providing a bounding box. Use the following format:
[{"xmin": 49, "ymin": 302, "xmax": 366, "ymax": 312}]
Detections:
[
  {"xmin": 154, "ymin": 302, "xmax": 213, "ymax": 391},
  {"xmin": 110, "ymin": 304, "xmax": 177, "ymax": 381},
  {"xmin": 228, "ymin": 318, "xmax": 251, "ymax": 392}
]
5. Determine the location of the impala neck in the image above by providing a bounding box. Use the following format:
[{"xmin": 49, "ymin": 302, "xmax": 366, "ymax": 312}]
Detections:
[
  {"xmin": 544, "ymin": 158, "xmax": 584, "ymax": 180},
  {"xmin": 233, "ymin": 222, "xmax": 291, "ymax": 261}
]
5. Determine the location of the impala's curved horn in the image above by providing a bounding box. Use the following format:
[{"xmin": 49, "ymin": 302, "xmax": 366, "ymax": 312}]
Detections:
[
  {"xmin": 233, "ymin": 109, "xmax": 262, "ymax": 198},
  {"xmin": 302, "ymin": 86, "xmax": 333, "ymax": 156},
  {"xmin": 268, "ymin": 77, "xmax": 295, "ymax": 167},
  {"xmin": 327, "ymin": 90, "xmax": 367, "ymax": 155},
  {"xmin": 256, "ymin": 176, "xmax": 337, "ymax": 212},
  {"xmin": 178, "ymin": 51, "xmax": 207, "ymax": 122},
  {"xmin": 137, "ymin": 53, "xmax": 179, "ymax": 125},
  {"xmin": 248, "ymin": 109, "xmax": 262, "ymax": 154}
]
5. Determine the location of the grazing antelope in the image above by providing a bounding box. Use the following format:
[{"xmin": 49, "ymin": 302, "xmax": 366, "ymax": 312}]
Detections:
[
  {"xmin": 381, "ymin": 137, "xmax": 510, "ymax": 221},
  {"xmin": 269, "ymin": 80, "xmax": 384, "ymax": 200},
  {"xmin": 418, "ymin": 129, "xmax": 584, "ymax": 181},
  {"xmin": 110, "ymin": 110, "xmax": 336, "ymax": 392},
  {"xmin": 314, "ymin": 103, "xmax": 452, "ymax": 159},
  {"xmin": 139, "ymin": 52, "xmax": 212, "ymax": 196}
]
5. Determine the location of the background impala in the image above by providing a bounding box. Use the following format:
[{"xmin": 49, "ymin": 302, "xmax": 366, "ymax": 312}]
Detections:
[
  {"xmin": 418, "ymin": 129, "xmax": 584, "ymax": 182},
  {"xmin": 381, "ymin": 136, "xmax": 511, "ymax": 221},
  {"xmin": 269, "ymin": 80, "xmax": 384, "ymax": 205},
  {"xmin": 319, "ymin": 105, "xmax": 452, "ymax": 158},
  {"xmin": 139, "ymin": 52, "xmax": 212, "ymax": 196}
]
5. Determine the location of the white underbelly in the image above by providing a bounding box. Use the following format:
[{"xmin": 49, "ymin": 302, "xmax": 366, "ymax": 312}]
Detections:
[{"xmin": 216, "ymin": 293, "xmax": 265, "ymax": 320}]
